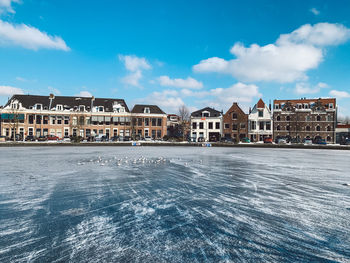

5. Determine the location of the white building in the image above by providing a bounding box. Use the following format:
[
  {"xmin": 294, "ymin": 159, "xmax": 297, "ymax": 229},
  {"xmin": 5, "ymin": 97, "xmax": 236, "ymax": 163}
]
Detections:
[
  {"xmin": 248, "ymin": 99, "xmax": 273, "ymax": 142},
  {"xmin": 190, "ymin": 107, "xmax": 222, "ymax": 142}
]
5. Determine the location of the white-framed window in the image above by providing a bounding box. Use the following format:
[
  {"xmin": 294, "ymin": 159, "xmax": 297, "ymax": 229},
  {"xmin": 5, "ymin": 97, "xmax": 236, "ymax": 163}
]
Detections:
[
  {"xmin": 144, "ymin": 107, "xmax": 150, "ymax": 114},
  {"xmin": 79, "ymin": 105, "xmax": 85, "ymax": 112},
  {"xmin": 35, "ymin": 104, "xmax": 43, "ymax": 110},
  {"xmin": 98, "ymin": 106, "xmax": 104, "ymax": 112},
  {"xmin": 329, "ymin": 103, "xmax": 334, "ymax": 109},
  {"xmin": 56, "ymin": 104, "xmax": 63, "ymax": 111}
]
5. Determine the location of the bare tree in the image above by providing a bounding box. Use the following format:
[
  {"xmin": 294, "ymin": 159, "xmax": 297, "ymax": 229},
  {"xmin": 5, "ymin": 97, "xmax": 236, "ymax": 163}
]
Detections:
[{"xmin": 178, "ymin": 105, "xmax": 190, "ymax": 141}]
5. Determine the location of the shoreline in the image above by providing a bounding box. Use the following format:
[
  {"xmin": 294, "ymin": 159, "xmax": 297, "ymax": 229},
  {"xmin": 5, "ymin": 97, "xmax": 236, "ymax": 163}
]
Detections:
[{"xmin": 0, "ymin": 141, "xmax": 349, "ymax": 150}]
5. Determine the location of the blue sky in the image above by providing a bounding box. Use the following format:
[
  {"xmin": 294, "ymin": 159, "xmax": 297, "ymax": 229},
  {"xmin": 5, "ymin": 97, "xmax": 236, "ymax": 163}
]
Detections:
[{"xmin": 1, "ymin": 0, "xmax": 350, "ymax": 116}]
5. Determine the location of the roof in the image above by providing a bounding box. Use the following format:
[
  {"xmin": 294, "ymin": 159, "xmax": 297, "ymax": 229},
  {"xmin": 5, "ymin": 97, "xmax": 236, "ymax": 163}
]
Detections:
[
  {"xmin": 256, "ymin": 98, "xmax": 265, "ymax": 109},
  {"xmin": 191, "ymin": 107, "xmax": 222, "ymax": 117},
  {"xmin": 7, "ymin": 94, "xmax": 129, "ymax": 112},
  {"xmin": 224, "ymin": 102, "xmax": 247, "ymax": 116},
  {"xmin": 274, "ymin": 98, "xmax": 336, "ymax": 106},
  {"xmin": 131, "ymin": 104, "xmax": 166, "ymax": 114}
]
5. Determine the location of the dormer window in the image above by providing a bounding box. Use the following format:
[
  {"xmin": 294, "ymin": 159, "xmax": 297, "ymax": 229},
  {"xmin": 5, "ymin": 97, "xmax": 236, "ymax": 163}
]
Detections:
[
  {"xmin": 56, "ymin": 105, "xmax": 63, "ymax": 111},
  {"xmin": 144, "ymin": 107, "xmax": 150, "ymax": 114},
  {"xmin": 258, "ymin": 111, "xmax": 263, "ymax": 117},
  {"xmin": 44, "ymin": 106, "xmax": 48, "ymax": 110},
  {"xmin": 35, "ymin": 104, "xmax": 42, "ymax": 110},
  {"xmin": 202, "ymin": 111, "xmax": 210, "ymax": 117},
  {"xmin": 11, "ymin": 101, "xmax": 19, "ymax": 109},
  {"xmin": 79, "ymin": 105, "xmax": 85, "ymax": 112},
  {"xmin": 99, "ymin": 106, "xmax": 104, "ymax": 112},
  {"xmin": 275, "ymin": 104, "xmax": 279, "ymax": 109},
  {"xmin": 329, "ymin": 103, "xmax": 334, "ymax": 109}
]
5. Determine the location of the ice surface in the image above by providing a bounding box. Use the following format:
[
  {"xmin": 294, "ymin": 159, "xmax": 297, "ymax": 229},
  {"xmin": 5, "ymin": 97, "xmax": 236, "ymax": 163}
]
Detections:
[{"xmin": 0, "ymin": 146, "xmax": 350, "ymax": 262}]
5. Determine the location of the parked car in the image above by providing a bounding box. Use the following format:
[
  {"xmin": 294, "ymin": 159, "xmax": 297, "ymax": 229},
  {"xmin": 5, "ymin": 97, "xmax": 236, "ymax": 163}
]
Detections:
[
  {"xmin": 25, "ymin": 135, "xmax": 36, "ymax": 141},
  {"xmin": 314, "ymin": 139, "xmax": 327, "ymax": 145},
  {"xmin": 123, "ymin": 136, "xmax": 131, "ymax": 141},
  {"xmin": 263, "ymin": 137, "xmax": 273, "ymax": 144},
  {"xmin": 277, "ymin": 138, "xmax": 287, "ymax": 144},
  {"xmin": 37, "ymin": 136, "xmax": 47, "ymax": 141},
  {"xmin": 110, "ymin": 136, "xmax": 119, "ymax": 142},
  {"xmin": 241, "ymin": 137, "xmax": 250, "ymax": 143},
  {"xmin": 304, "ymin": 139, "xmax": 313, "ymax": 145},
  {"xmin": 62, "ymin": 136, "xmax": 71, "ymax": 142},
  {"xmin": 47, "ymin": 135, "xmax": 59, "ymax": 141},
  {"xmin": 144, "ymin": 136, "xmax": 152, "ymax": 141},
  {"xmin": 198, "ymin": 137, "xmax": 205, "ymax": 142},
  {"xmin": 95, "ymin": 135, "xmax": 107, "ymax": 142},
  {"xmin": 220, "ymin": 137, "xmax": 233, "ymax": 143}
]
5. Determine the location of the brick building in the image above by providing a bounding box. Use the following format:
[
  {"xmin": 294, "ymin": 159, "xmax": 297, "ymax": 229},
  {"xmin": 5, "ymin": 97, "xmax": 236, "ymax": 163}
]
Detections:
[
  {"xmin": 0, "ymin": 94, "xmax": 167, "ymax": 140},
  {"xmin": 223, "ymin": 102, "xmax": 248, "ymax": 142},
  {"xmin": 273, "ymin": 98, "xmax": 337, "ymax": 143}
]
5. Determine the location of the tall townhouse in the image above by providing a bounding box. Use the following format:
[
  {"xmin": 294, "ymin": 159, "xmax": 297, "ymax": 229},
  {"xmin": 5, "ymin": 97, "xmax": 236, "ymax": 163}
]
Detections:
[
  {"xmin": 190, "ymin": 107, "xmax": 222, "ymax": 142},
  {"xmin": 0, "ymin": 94, "xmax": 167, "ymax": 140},
  {"xmin": 273, "ymin": 98, "xmax": 337, "ymax": 143},
  {"xmin": 130, "ymin": 105, "xmax": 167, "ymax": 139},
  {"xmin": 248, "ymin": 99, "xmax": 273, "ymax": 142},
  {"xmin": 223, "ymin": 102, "xmax": 248, "ymax": 142}
]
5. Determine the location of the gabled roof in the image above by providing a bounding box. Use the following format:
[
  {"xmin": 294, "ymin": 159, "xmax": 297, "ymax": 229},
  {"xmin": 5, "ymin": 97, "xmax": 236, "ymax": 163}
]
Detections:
[
  {"xmin": 6, "ymin": 94, "xmax": 129, "ymax": 112},
  {"xmin": 256, "ymin": 98, "xmax": 265, "ymax": 109},
  {"xmin": 224, "ymin": 102, "xmax": 247, "ymax": 116},
  {"xmin": 131, "ymin": 104, "xmax": 166, "ymax": 114},
  {"xmin": 191, "ymin": 107, "xmax": 222, "ymax": 117}
]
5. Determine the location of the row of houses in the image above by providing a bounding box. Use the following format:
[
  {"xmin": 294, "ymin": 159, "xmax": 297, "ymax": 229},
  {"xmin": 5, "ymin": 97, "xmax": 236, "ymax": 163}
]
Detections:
[
  {"xmin": 0, "ymin": 94, "xmax": 346, "ymax": 144},
  {"xmin": 190, "ymin": 98, "xmax": 338, "ymax": 143},
  {"xmin": 0, "ymin": 94, "xmax": 167, "ymax": 140}
]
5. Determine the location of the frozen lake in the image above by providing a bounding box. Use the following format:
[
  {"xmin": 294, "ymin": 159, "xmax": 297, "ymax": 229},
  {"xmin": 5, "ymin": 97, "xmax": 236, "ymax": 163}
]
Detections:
[{"xmin": 0, "ymin": 146, "xmax": 350, "ymax": 262}]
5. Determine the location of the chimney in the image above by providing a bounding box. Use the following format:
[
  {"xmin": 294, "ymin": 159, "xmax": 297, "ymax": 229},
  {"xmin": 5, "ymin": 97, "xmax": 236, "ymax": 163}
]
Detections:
[
  {"xmin": 269, "ymin": 100, "xmax": 271, "ymax": 111},
  {"xmin": 249, "ymin": 107, "xmax": 251, "ymax": 114},
  {"xmin": 91, "ymin": 96, "xmax": 95, "ymax": 112},
  {"xmin": 49, "ymin": 93, "xmax": 55, "ymax": 110}
]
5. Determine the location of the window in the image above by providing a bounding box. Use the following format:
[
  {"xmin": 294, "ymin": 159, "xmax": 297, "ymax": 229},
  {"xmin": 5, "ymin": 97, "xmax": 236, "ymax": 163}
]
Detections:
[
  {"xmin": 240, "ymin": 123, "xmax": 245, "ymax": 129},
  {"xmin": 137, "ymin": 118, "xmax": 143, "ymax": 126},
  {"xmin": 203, "ymin": 112, "xmax": 209, "ymax": 117},
  {"xmin": 64, "ymin": 116, "xmax": 69, "ymax": 125},
  {"xmin": 56, "ymin": 105, "xmax": 63, "ymax": 111},
  {"xmin": 224, "ymin": 123, "xmax": 230, "ymax": 129},
  {"xmin": 98, "ymin": 106, "xmax": 104, "ymax": 112},
  {"xmin": 216, "ymin": 122, "xmax": 220, "ymax": 129},
  {"xmin": 316, "ymin": 115, "xmax": 321, "ymax": 121},
  {"xmin": 72, "ymin": 117, "xmax": 77, "ymax": 126},
  {"xmin": 36, "ymin": 115, "xmax": 42, "ymax": 125},
  {"xmin": 277, "ymin": 125, "xmax": 280, "ymax": 131},
  {"xmin": 259, "ymin": 122, "xmax": 264, "ymax": 130},
  {"xmin": 258, "ymin": 111, "xmax": 263, "ymax": 117},
  {"xmin": 64, "ymin": 128, "xmax": 69, "ymax": 137},
  {"xmin": 157, "ymin": 118, "xmax": 162, "ymax": 126},
  {"xmin": 327, "ymin": 136, "xmax": 331, "ymax": 142},
  {"xmin": 157, "ymin": 130, "xmax": 161, "ymax": 138},
  {"xmin": 86, "ymin": 117, "xmax": 91, "ymax": 125},
  {"xmin": 28, "ymin": 115, "xmax": 34, "ymax": 124},
  {"xmin": 286, "ymin": 125, "xmax": 290, "ymax": 131},
  {"xmin": 43, "ymin": 116, "xmax": 48, "ymax": 125},
  {"xmin": 327, "ymin": 115, "xmax": 332, "ymax": 122},
  {"xmin": 316, "ymin": 126, "xmax": 321, "ymax": 131},
  {"xmin": 199, "ymin": 122, "xmax": 204, "ymax": 129},
  {"xmin": 276, "ymin": 116, "xmax": 281, "ymax": 121},
  {"xmin": 79, "ymin": 105, "xmax": 85, "ymax": 112},
  {"xmin": 306, "ymin": 126, "xmax": 311, "ymax": 131},
  {"xmin": 232, "ymin": 113, "xmax": 237, "ymax": 119},
  {"xmin": 145, "ymin": 118, "xmax": 149, "ymax": 126},
  {"xmin": 43, "ymin": 129, "xmax": 48, "ymax": 136},
  {"xmin": 275, "ymin": 104, "xmax": 279, "ymax": 109},
  {"xmin": 266, "ymin": 121, "xmax": 271, "ymax": 130},
  {"xmin": 329, "ymin": 103, "xmax": 334, "ymax": 109},
  {"xmin": 208, "ymin": 122, "xmax": 213, "ymax": 129},
  {"xmin": 152, "ymin": 118, "xmax": 157, "ymax": 126},
  {"xmin": 305, "ymin": 116, "xmax": 311, "ymax": 121},
  {"xmin": 327, "ymin": 126, "xmax": 331, "ymax": 131},
  {"xmin": 250, "ymin": 121, "xmax": 256, "ymax": 130},
  {"xmin": 151, "ymin": 130, "xmax": 156, "ymax": 139},
  {"xmin": 232, "ymin": 124, "xmax": 238, "ymax": 130},
  {"xmin": 192, "ymin": 122, "xmax": 197, "ymax": 129},
  {"xmin": 286, "ymin": 116, "xmax": 290, "ymax": 121},
  {"xmin": 144, "ymin": 107, "xmax": 150, "ymax": 114},
  {"xmin": 57, "ymin": 116, "xmax": 62, "ymax": 125},
  {"xmin": 36, "ymin": 104, "xmax": 42, "ymax": 110},
  {"xmin": 79, "ymin": 116, "xmax": 84, "ymax": 125}
]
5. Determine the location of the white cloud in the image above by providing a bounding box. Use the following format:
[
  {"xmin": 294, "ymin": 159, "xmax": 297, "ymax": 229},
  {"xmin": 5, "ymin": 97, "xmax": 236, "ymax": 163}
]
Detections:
[
  {"xmin": 118, "ymin": 54, "xmax": 151, "ymax": 87},
  {"xmin": 329, "ymin": 90, "xmax": 350, "ymax": 99},
  {"xmin": 193, "ymin": 23, "xmax": 350, "ymax": 83},
  {"xmin": 76, "ymin": 91, "xmax": 92, "ymax": 97},
  {"xmin": 157, "ymin": 76, "xmax": 203, "ymax": 89},
  {"xmin": 295, "ymin": 82, "xmax": 328, "ymax": 95},
  {"xmin": 0, "ymin": 20, "xmax": 70, "ymax": 51},
  {"xmin": 118, "ymin": 55, "xmax": 151, "ymax": 72},
  {"xmin": 0, "ymin": 0, "xmax": 19, "ymax": 14},
  {"xmin": 310, "ymin": 8, "xmax": 320, "ymax": 16},
  {"xmin": 0, "ymin": 85, "xmax": 23, "ymax": 96},
  {"xmin": 135, "ymin": 89, "xmax": 184, "ymax": 113},
  {"xmin": 121, "ymin": 70, "xmax": 143, "ymax": 87}
]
